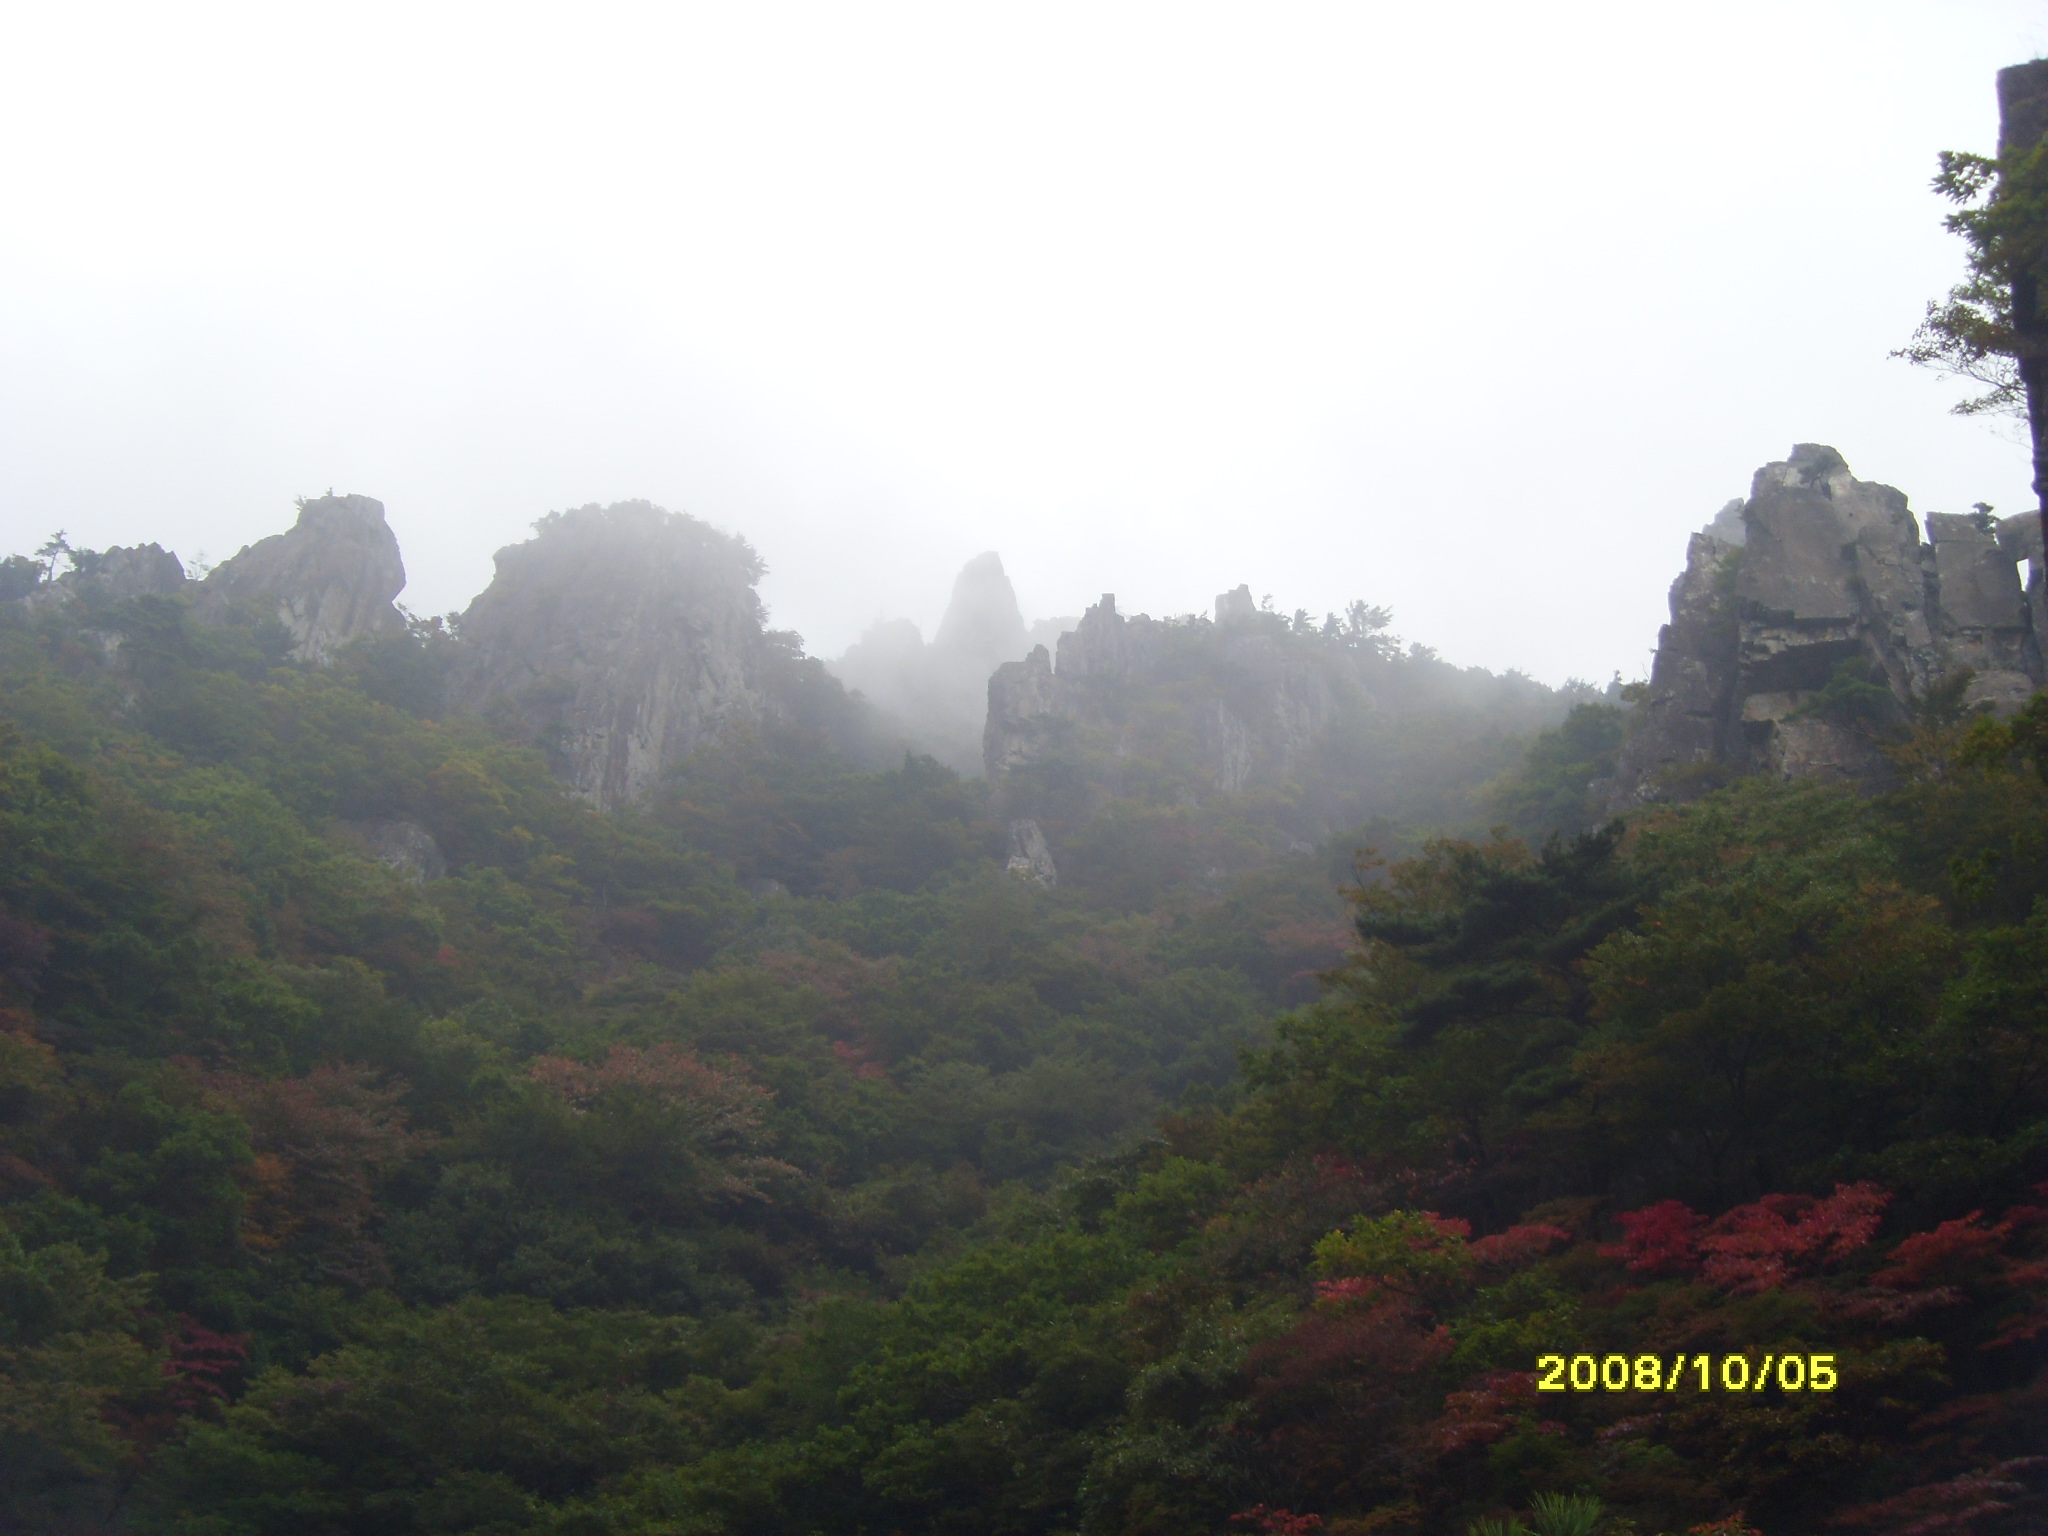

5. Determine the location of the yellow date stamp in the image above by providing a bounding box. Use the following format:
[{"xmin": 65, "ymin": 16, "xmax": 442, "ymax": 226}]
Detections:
[{"xmin": 1536, "ymin": 1353, "xmax": 1838, "ymax": 1393}]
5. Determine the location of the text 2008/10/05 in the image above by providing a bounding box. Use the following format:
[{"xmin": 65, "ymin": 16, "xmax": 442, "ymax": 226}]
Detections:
[{"xmin": 1536, "ymin": 1353, "xmax": 1839, "ymax": 1393}]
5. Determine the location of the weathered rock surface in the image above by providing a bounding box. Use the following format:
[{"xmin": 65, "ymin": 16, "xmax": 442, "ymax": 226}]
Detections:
[
  {"xmin": 445, "ymin": 502, "xmax": 785, "ymax": 810},
  {"xmin": 1004, "ymin": 819, "xmax": 1058, "ymax": 885},
  {"xmin": 1606, "ymin": 445, "xmax": 2045, "ymax": 808},
  {"xmin": 196, "ymin": 494, "xmax": 408, "ymax": 663},
  {"xmin": 983, "ymin": 643, "xmax": 1060, "ymax": 779},
  {"xmin": 82, "ymin": 544, "xmax": 190, "ymax": 602}
]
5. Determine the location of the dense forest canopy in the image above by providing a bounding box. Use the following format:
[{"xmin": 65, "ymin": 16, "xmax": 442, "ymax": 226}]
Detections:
[{"xmin": 0, "ymin": 510, "xmax": 2043, "ymax": 1536}]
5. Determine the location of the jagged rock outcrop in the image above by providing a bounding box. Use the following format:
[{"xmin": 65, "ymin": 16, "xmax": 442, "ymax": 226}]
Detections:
[
  {"xmin": 1004, "ymin": 819, "xmax": 1058, "ymax": 885},
  {"xmin": 1215, "ymin": 584, "xmax": 1257, "ymax": 624},
  {"xmin": 1607, "ymin": 445, "xmax": 2044, "ymax": 807},
  {"xmin": 196, "ymin": 494, "xmax": 407, "ymax": 663},
  {"xmin": 20, "ymin": 544, "xmax": 187, "ymax": 614},
  {"xmin": 447, "ymin": 501, "xmax": 823, "ymax": 810},
  {"xmin": 983, "ymin": 642, "xmax": 1059, "ymax": 778},
  {"xmin": 3, "ymin": 494, "xmax": 880, "ymax": 810}
]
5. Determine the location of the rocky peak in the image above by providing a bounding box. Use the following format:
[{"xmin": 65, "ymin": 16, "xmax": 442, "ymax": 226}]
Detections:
[
  {"xmin": 932, "ymin": 552, "xmax": 1028, "ymax": 665},
  {"xmin": 446, "ymin": 501, "xmax": 777, "ymax": 810},
  {"xmin": 1055, "ymin": 594, "xmax": 1151, "ymax": 681},
  {"xmin": 1607, "ymin": 445, "xmax": 2044, "ymax": 807},
  {"xmin": 87, "ymin": 544, "xmax": 189, "ymax": 600},
  {"xmin": 196, "ymin": 493, "xmax": 407, "ymax": 664},
  {"xmin": 981, "ymin": 580, "xmax": 1587, "ymax": 883},
  {"xmin": 1214, "ymin": 583, "xmax": 1257, "ymax": 624}
]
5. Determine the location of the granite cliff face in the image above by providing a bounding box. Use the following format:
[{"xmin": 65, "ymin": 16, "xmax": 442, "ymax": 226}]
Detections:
[
  {"xmin": 446, "ymin": 501, "xmax": 827, "ymax": 810},
  {"xmin": 196, "ymin": 494, "xmax": 408, "ymax": 663},
  {"xmin": 1607, "ymin": 445, "xmax": 2044, "ymax": 806}
]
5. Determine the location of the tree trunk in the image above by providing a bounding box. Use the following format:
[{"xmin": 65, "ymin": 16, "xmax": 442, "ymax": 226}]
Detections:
[{"xmin": 1997, "ymin": 61, "xmax": 2048, "ymax": 552}]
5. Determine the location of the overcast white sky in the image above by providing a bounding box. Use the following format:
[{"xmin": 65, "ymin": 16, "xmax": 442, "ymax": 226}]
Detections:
[{"xmin": 4, "ymin": 2, "xmax": 2047, "ymax": 685}]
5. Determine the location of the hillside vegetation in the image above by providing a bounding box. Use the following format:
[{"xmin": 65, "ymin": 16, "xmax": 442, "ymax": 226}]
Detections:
[{"xmin": 0, "ymin": 573, "xmax": 2043, "ymax": 1535}]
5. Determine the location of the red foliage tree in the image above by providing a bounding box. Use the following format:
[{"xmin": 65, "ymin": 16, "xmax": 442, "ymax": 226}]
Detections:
[
  {"xmin": 526, "ymin": 1043, "xmax": 794, "ymax": 1200},
  {"xmin": 1470, "ymin": 1223, "xmax": 1572, "ymax": 1268},
  {"xmin": 1427, "ymin": 1371, "xmax": 1540, "ymax": 1452},
  {"xmin": 1604, "ymin": 1183, "xmax": 1889, "ymax": 1292},
  {"xmin": 1230, "ymin": 1506, "xmax": 1325, "ymax": 1534},
  {"xmin": 1872, "ymin": 1192, "xmax": 2048, "ymax": 1347},
  {"xmin": 1829, "ymin": 1458, "xmax": 2046, "ymax": 1535},
  {"xmin": 1603, "ymin": 1198, "xmax": 1705, "ymax": 1276},
  {"xmin": 1697, "ymin": 1183, "xmax": 1890, "ymax": 1292},
  {"xmin": 1239, "ymin": 1299, "xmax": 1454, "ymax": 1502},
  {"xmin": 104, "ymin": 1315, "xmax": 251, "ymax": 1458}
]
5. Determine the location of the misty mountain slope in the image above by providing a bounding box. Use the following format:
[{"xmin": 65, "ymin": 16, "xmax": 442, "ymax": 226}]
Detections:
[
  {"xmin": 985, "ymin": 588, "xmax": 1602, "ymax": 905},
  {"xmin": 6, "ymin": 501, "xmax": 1591, "ymax": 894},
  {"xmin": 829, "ymin": 555, "xmax": 1602, "ymax": 908},
  {"xmin": 6, "ymin": 523, "xmax": 2045, "ymax": 1535},
  {"xmin": 2, "ymin": 501, "xmax": 2046, "ymax": 1534},
  {"xmin": 829, "ymin": 551, "xmax": 1073, "ymax": 774}
]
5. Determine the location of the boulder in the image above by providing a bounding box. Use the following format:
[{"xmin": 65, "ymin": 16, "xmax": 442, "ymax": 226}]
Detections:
[{"xmin": 1928, "ymin": 512, "xmax": 2027, "ymax": 633}]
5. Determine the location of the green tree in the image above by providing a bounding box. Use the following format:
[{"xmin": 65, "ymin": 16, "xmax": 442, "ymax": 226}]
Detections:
[{"xmin": 1896, "ymin": 60, "xmax": 2048, "ymax": 532}]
